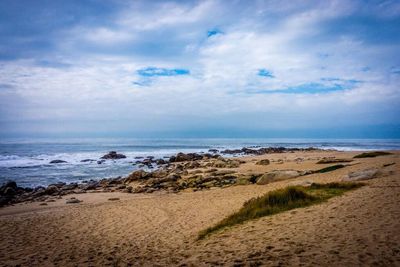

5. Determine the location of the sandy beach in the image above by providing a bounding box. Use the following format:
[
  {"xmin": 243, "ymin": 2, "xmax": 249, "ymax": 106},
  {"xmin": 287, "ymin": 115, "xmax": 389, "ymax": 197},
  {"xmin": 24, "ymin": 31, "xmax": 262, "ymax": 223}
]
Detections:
[{"xmin": 0, "ymin": 150, "xmax": 399, "ymax": 266}]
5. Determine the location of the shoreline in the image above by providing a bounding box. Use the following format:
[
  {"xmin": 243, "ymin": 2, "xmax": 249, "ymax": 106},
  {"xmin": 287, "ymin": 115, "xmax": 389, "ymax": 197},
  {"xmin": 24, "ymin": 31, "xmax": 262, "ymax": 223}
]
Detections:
[{"xmin": 0, "ymin": 148, "xmax": 397, "ymax": 207}]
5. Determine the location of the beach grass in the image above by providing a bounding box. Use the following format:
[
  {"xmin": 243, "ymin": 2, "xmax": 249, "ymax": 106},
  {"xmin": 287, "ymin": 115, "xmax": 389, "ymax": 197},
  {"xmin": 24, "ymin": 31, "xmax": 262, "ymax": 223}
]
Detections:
[
  {"xmin": 198, "ymin": 182, "xmax": 364, "ymax": 239},
  {"xmin": 353, "ymin": 151, "xmax": 392, "ymax": 158}
]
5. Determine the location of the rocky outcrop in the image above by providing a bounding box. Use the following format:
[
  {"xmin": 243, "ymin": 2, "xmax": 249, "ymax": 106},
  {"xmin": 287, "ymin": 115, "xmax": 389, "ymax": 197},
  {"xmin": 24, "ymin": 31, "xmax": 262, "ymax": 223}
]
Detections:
[
  {"xmin": 100, "ymin": 151, "xmax": 127, "ymax": 159},
  {"xmin": 256, "ymin": 170, "xmax": 302, "ymax": 185},
  {"xmin": 342, "ymin": 168, "xmax": 381, "ymax": 181},
  {"xmin": 221, "ymin": 147, "xmax": 320, "ymax": 155},
  {"xmin": 256, "ymin": 159, "xmax": 270, "ymax": 165}
]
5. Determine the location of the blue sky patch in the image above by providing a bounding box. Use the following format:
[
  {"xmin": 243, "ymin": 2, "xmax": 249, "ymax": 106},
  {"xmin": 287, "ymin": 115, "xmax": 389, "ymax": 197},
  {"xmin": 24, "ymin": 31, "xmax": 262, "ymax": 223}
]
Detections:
[
  {"xmin": 246, "ymin": 81, "xmax": 356, "ymax": 95},
  {"xmin": 258, "ymin": 69, "xmax": 274, "ymax": 78},
  {"xmin": 137, "ymin": 67, "xmax": 190, "ymax": 77},
  {"xmin": 207, "ymin": 29, "xmax": 223, "ymax": 37}
]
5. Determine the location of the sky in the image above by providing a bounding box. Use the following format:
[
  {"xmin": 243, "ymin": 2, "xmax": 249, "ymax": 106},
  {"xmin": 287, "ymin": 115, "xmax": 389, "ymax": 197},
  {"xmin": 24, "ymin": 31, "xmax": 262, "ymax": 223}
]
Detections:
[{"xmin": 0, "ymin": 0, "xmax": 399, "ymax": 138}]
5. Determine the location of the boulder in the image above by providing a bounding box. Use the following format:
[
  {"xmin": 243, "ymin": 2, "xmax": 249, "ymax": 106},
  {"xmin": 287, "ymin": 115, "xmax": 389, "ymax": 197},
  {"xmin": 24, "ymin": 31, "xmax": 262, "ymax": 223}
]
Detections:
[
  {"xmin": 256, "ymin": 159, "xmax": 270, "ymax": 165},
  {"xmin": 256, "ymin": 170, "xmax": 302, "ymax": 185},
  {"xmin": 49, "ymin": 160, "xmax": 67, "ymax": 164},
  {"xmin": 0, "ymin": 180, "xmax": 17, "ymax": 196},
  {"xmin": 45, "ymin": 185, "xmax": 59, "ymax": 195},
  {"xmin": 342, "ymin": 168, "xmax": 381, "ymax": 181},
  {"xmin": 100, "ymin": 151, "xmax": 127, "ymax": 160},
  {"xmin": 211, "ymin": 159, "xmax": 241, "ymax": 168},
  {"xmin": 61, "ymin": 183, "xmax": 78, "ymax": 191},
  {"xmin": 66, "ymin": 198, "xmax": 81, "ymax": 204},
  {"xmin": 80, "ymin": 159, "xmax": 96, "ymax": 163},
  {"xmin": 124, "ymin": 170, "xmax": 150, "ymax": 183},
  {"xmin": 169, "ymin": 152, "xmax": 203, "ymax": 162}
]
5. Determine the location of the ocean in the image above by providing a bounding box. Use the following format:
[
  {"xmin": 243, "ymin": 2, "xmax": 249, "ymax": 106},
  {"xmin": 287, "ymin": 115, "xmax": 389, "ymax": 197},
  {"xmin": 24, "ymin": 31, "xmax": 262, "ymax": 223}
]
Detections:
[{"xmin": 0, "ymin": 138, "xmax": 399, "ymax": 188}]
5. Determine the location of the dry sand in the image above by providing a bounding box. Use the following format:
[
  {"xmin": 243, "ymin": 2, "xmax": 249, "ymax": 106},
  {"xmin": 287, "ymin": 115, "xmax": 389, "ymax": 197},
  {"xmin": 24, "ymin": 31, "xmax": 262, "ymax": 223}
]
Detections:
[{"xmin": 0, "ymin": 150, "xmax": 399, "ymax": 266}]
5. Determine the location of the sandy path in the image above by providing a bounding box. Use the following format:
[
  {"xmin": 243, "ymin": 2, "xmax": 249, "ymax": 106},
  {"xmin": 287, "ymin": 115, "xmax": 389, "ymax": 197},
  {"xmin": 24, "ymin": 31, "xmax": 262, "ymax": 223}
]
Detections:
[{"xmin": 0, "ymin": 151, "xmax": 399, "ymax": 266}]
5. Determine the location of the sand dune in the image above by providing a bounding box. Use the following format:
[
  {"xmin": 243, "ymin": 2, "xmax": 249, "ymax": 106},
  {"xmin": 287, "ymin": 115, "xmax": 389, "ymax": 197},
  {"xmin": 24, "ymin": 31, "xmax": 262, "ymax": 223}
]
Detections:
[{"xmin": 0, "ymin": 151, "xmax": 399, "ymax": 266}]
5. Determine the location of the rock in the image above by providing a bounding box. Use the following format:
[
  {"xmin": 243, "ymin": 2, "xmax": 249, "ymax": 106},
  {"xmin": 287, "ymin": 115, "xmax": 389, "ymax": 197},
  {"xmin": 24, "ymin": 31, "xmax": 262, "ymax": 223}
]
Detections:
[
  {"xmin": 256, "ymin": 159, "xmax": 270, "ymax": 165},
  {"xmin": 45, "ymin": 185, "xmax": 59, "ymax": 195},
  {"xmin": 1, "ymin": 180, "xmax": 17, "ymax": 190},
  {"xmin": 156, "ymin": 159, "xmax": 166, "ymax": 165},
  {"xmin": 124, "ymin": 170, "xmax": 150, "ymax": 183},
  {"xmin": 39, "ymin": 202, "xmax": 48, "ymax": 206},
  {"xmin": 81, "ymin": 159, "xmax": 96, "ymax": 163},
  {"xmin": 97, "ymin": 160, "xmax": 106, "ymax": 164},
  {"xmin": 342, "ymin": 168, "xmax": 381, "ymax": 181},
  {"xmin": 80, "ymin": 181, "xmax": 99, "ymax": 190},
  {"xmin": 256, "ymin": 170, "xmax": 302, "ymax": 185},
  {"xmin": 100, "ymin": 151, "xmax": 127, "ymax": 160},
  {"xmin": 0, "ymin": 196, "xmax": 12, "ymax": 206},
  {"xmin": 49, "ymin": 160, "xmax": 67, "ymax": 164},
  {"xmin": 211, "ymin": 159, "xmax": 241, "ymax": 168},
  {"xmin": 2, "ymin": 187, "xmax": 16, "ymax": 196},
  {"xmin": 208, "ymin": 149, "xmax": 219, "ymax": 153},
  {"xmin": 214, "ymin": 170, "xmax": 236, "ymax": 176},
  {"xmin": 108, "ymin": 198, "xmax": 120, "ymax": 201},
  {"xmin": 169, "ymin": 152, "xmax": 203, "ymax": 162},
  {"xmin": 61, "ymin": 183, "xmax": 78, "ymax": 191},
  {"xmin": 66, "ymin": 198, "xmax": 81, "ymax": 204}
]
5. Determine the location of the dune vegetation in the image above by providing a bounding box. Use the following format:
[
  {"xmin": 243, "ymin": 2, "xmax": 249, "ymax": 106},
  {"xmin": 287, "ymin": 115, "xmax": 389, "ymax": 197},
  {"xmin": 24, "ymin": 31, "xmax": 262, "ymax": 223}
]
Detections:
[
  {"xmin": 353, "ymin": 151, "xmax": 392, "ymax": 158},
  {"xmin": 198, "ymin": 182, "xmax": 364, "ymax": 239}
]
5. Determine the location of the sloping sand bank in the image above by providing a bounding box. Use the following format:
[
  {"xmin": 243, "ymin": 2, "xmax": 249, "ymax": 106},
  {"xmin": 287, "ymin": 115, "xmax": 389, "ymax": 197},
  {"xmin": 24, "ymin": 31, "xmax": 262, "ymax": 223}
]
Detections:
[{"xmin": 0, "ymin": 151, "xmax": 399, "ymax": 266}]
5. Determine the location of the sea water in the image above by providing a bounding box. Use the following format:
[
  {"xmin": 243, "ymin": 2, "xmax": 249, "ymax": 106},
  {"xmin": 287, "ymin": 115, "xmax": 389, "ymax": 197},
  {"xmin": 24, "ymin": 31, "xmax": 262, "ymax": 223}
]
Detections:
[{"xmin": 0, "ymin": 138, "xmax": 399, "ymax": 188}]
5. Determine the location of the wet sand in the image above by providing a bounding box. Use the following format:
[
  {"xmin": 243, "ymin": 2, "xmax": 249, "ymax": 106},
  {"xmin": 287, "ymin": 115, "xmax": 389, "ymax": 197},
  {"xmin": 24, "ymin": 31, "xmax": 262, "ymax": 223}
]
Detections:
[{"xmin": 0, "ymin": 150, "xmax": 399, "ymax": 266}]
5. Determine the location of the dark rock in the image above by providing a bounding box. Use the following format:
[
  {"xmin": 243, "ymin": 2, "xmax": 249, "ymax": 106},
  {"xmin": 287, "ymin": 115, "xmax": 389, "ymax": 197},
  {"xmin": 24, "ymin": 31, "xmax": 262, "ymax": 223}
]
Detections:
[
  {"xmin": 80, "ymin": 181, "xmax": 99, "ymax": 190},
  {"xmin": 81, "ymin": 159, "xmax": 96, "ymax": 163},
  {"xmin": 45, "ymin": 185, "xmax": 59, "ymax": 195},
  {"xmin": 50, "ymin": 160, "xmax": 67, "ymax": 164},
  {"xmin": 124, "ymin": 170, "xmax": 150, "ymax": 183},
  {"xmin": 61, "ymin": 183, "xmax": 78, "ymax": 191},
  {"xmin": 66, "ymin": 198, "xmax": 81, "ymax": 204},
  {"xmin": 169, "ymin": 152, "xmax": 203, "ymax": 163},
  {"xmin": 3, "ymin": 187, "xmax": 16, "ymax": 196},
  {"xmin": 108, "ymin": 198, "xmax": 120, "ymax": 201},
  {"xmin": 208, "ymin": 149, "xmax": 219, "ymax": 153},
  {"xmin": 100, "ymin": 151, "xmax": 127, "ymax": 160},
  {"xmin": 156, "ymin": 159, "xmax": 166, "ymax": 165},
  {"xmin": 256, "ymin": 159, "xmax": 270, "ymax": 165},
  {"xmin": 1, "ymin": 180, "xmax": 17, "ymax": 190}
]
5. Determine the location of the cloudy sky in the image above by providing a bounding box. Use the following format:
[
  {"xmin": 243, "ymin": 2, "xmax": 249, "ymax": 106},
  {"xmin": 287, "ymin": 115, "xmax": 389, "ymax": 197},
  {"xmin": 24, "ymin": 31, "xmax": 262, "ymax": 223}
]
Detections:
[{"xmin": 0, "ymin": 0, "xmax": 399, "ymax": 138}]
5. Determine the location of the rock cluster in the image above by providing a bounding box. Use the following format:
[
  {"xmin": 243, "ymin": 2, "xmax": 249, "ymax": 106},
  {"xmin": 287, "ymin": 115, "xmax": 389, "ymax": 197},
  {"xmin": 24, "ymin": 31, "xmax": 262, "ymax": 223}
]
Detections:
[
  {"xmin": 101, "ymin": 151, "xmax": 127, "ymax": 159},
  {"xmin": 220, "ymin": 147, "xmax": 319, "ymax": 155}
]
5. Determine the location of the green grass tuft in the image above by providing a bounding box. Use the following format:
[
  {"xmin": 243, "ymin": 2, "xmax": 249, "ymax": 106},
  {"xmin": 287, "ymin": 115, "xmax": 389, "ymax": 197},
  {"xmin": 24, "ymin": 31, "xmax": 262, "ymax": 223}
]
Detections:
[
  {"xmin": 198, "ymin": 182, "xmax": 364, "ymax": 240},
  {"xmin": 353, "ymin": 151, "xmax": 392, "ymax": 158},
  {"xmin": 314, "ymin": 164, "xmax": 346, "ymax": 173}
]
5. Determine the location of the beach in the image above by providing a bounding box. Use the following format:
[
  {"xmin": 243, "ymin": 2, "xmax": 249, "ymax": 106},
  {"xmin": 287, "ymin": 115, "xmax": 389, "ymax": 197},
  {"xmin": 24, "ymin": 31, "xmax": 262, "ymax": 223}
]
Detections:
[{"xmin": 0, "ymin": 150, "xmax": 399, "ymax": 266}]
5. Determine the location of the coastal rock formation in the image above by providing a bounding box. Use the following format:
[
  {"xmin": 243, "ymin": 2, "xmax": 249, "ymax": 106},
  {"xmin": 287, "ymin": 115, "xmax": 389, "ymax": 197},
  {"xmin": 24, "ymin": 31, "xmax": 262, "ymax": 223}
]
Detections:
[
  {"xmin": 256, "ymin": 159, "xmax": 270, "ymax": 165},
  {"xmin": 256, "ymin": 170, "xmax": 302, "ymax": 185},
  {"xmin": 342, "ymin": 168, "xmax": 381, "ymax": 181},
  {"xmin": 100, "ymin": 151, "xmax": 127, "ymax": 159},
  {"xmin": 220, "ymin": 146, "xmax": 319, "ymax": 155}
]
